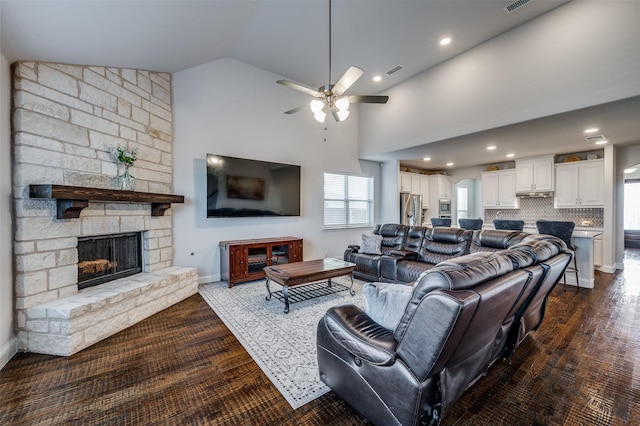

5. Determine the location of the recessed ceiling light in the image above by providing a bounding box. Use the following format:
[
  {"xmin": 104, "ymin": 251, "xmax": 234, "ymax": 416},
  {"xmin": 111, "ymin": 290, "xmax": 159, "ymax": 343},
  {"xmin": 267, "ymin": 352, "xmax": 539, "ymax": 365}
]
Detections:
[
  {"xmin": 625, "ymin": 168, "xmax": 637, "ymax": 174},
  {"xmin": 372, "ymin": 75, "xmax": 382, "ymax": 82},
  {"xmin": 506, "ymin": 153, "xmax": 515, "ymax": 158},
  {"xmin": 423, "ymin": 157, "xmax": 431, "ymax": 161},
  {"xmin": 486, "ymin": 146, "xmax": 497, "ymax": 150},
  {"xmin": 446, "ymin": 162, "xmax": 454, "ymax": 166},
  {"xmin": 584, "ymin": 128, "xmax": 600, "ymax": 134},
  {"xmin": 595, "ymin": 140, "xmax": 608, "ymax": 145},
  {"xmin": 440, "ymin": 37, "xmax": 452, "ymax": 46}
]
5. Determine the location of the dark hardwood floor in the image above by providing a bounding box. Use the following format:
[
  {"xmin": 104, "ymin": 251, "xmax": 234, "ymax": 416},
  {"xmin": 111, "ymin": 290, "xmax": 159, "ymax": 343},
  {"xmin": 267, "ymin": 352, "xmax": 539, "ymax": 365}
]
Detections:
[{"xmin": 2, "ymin": 251, "xmax": 640, "ymax": 425}]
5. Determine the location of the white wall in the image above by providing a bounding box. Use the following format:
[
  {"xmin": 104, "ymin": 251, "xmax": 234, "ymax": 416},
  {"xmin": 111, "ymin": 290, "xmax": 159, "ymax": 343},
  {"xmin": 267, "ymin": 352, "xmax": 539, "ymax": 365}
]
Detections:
[
  {"xmin": 379, "ymin": 160, "xmax": 400, "ymax": 224},
  {"xmin": 359, "ymin": 1, "xmax": 640, "ymax": 159},
  {"xmin": 172, "ymin": 58, "xmax": 380, "ymax": 282},
  {"xmin": 455, "ymin": 178, "xmax": 480, "ymax": 221},
  {"xmin": 1, "ymin": 51, "xmax": 16, "ymax": 367}
]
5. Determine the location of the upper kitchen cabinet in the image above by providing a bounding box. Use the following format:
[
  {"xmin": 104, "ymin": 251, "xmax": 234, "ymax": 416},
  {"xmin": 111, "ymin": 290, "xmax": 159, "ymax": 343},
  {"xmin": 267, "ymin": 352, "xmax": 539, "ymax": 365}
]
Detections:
[
  {"xmin": 429, "ymin": 175, "xmax": 452, "ymax": 200},
  {"xmin": 400, "ymin": 172, "xmax": 429, "ymax": 208},
  {"xmin": 400, "ymin": 172, "xmax": 414, "ymax": 193},
  {"xmin": 481, "ymin": 169, "xmax": 519, "ymax": 209},
  {"xmin": 554, "ymin": 159, "xmax": 604, "ymax": 208},
  {"xmin": 515, "ymin": 155, "xmax": 554, "ymax": 194}
]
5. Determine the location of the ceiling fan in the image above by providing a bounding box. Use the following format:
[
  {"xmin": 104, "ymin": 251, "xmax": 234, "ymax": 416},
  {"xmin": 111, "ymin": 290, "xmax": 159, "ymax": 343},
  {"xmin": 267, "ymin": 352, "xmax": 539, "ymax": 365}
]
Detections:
[{"xmin": 277, "ymin": 0, "xmax": 389, "ymax": 123}]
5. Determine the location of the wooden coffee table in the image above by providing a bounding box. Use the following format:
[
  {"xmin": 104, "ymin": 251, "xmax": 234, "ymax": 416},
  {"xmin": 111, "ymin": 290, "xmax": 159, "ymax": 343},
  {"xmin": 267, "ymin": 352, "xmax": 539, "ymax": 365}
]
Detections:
[{"xmin": 264, "ymin": 258, "xmax": 356, "ymax": 313}]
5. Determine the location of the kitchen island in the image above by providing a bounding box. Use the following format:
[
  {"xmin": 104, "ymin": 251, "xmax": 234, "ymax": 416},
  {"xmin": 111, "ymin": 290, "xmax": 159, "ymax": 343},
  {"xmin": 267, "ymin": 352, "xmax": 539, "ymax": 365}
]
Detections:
[{"xmin": 486, "ymin": 224, "xmax": 603, "ymax": 289}]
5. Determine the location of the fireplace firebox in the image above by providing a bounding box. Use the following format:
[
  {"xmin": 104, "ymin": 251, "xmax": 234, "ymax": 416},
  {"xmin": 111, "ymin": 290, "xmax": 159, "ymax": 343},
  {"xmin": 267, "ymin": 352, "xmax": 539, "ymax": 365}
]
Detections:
[{"xmin": 77, "ymin": 232, "xmax": 143, "ymax": 289}]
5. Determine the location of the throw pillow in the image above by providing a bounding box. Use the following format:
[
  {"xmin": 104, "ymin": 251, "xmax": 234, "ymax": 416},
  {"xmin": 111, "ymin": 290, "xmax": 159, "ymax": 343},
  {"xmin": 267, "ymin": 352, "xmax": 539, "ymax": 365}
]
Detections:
[
  {"xmin": 360, "ymin": 234, "xmax": 383, "ymax": 255},
  {"xmin": 363, "ymin": 282, "xmax": 414, "ymax": 331}
]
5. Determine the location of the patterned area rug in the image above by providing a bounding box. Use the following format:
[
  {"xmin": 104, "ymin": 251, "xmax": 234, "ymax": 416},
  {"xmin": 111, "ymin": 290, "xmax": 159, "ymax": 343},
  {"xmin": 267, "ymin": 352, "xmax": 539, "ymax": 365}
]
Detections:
[{"xmin": 199, "ymin": 277, "xmax": 365, "ymax": 409}]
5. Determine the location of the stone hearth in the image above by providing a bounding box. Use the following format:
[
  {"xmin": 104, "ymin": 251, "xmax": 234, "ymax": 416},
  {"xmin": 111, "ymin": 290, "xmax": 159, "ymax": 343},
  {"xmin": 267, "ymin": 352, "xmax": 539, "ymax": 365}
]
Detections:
[{"xmin": 11, "ymin": 61, "xmax": 197, "ymax": 356}]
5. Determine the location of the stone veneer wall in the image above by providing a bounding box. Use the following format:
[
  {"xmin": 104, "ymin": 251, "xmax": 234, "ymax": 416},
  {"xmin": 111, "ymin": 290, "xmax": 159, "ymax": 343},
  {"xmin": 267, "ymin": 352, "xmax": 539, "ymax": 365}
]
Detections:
[{"xmin": 11, "ymin": 62, "xmax": 197, "ymax": 355}]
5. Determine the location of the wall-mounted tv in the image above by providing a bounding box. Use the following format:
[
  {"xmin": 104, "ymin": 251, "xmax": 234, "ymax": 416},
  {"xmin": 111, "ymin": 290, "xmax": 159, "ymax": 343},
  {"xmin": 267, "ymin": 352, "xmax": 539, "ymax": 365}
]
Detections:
[{"xmin": 206, "ymin": 154, "xmax": 301, "ymax": 218}]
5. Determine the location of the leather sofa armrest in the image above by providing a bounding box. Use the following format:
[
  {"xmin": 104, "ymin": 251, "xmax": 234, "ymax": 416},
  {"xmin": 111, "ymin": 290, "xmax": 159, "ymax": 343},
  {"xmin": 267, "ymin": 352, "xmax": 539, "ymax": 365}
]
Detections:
[
  {"xmin": 348, "ymin": 244, "xmax": 360, "ymax": 251},
  {"xmin": 389, "ymin": 249, "xmax": 418, "ymax": 260},
  {"xmin": 321, "ymin": 305, "xmax": 398, "ymax": 366},
  {"xmin": 344, "ymin": 246, "xmax": 359, "ymax": 262}
]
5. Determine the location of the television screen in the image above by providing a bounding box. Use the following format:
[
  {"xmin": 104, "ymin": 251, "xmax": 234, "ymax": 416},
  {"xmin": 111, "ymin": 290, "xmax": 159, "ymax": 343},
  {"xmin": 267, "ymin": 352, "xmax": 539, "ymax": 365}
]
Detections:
[{"xmin": 206, "ymin": 154, "xmax": 301, "ymax": 217}]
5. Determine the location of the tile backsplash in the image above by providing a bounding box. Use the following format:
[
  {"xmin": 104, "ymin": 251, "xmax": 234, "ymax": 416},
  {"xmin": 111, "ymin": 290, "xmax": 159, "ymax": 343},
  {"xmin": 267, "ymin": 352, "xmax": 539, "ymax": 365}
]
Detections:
[{"xmin": 484, "ymin": 197, "xmax": 604, "ymax": 228}]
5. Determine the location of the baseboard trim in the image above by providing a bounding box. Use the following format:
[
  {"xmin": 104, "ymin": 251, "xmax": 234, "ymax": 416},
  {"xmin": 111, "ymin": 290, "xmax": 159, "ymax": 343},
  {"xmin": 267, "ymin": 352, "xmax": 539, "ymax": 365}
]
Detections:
[
  {"xmin": 597, "ymin": 265, "xmax": 617, "ymax": 273},
  {"xmin": 0, "ymin": 336, "xmax": 18, "ymax": 370},
  {"xmin": 198, "ymin": 274, "xmax": 219, "ymax": 284}
]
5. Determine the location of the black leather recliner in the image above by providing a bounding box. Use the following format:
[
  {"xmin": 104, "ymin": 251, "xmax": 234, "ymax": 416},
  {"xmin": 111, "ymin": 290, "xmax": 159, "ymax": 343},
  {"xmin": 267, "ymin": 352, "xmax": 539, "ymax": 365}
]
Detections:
[
  {"xmin": 344, "ymin": 224, "xmax": 408, "ymax": 282},
  {"xmin": 318, "ymin": 235, "xmax": 572, "ymax": 426},
  {"xmin": 388, "ymin": 227, "xmax": 472, "ymax": 283}
]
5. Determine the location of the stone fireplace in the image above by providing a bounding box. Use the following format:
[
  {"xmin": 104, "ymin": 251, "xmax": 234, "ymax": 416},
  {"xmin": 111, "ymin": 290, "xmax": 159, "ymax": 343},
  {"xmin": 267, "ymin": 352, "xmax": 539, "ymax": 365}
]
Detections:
[{"xmin": 11, "ymin": 61, "xmax": 198, "ymax": 356}]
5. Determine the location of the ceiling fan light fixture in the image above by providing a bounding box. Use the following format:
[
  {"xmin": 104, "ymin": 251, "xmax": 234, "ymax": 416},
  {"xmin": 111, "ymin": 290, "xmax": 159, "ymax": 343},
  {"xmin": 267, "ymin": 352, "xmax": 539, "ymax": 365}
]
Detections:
[
  {"xmin": 277, "ymin": 0, "xmax": 388, "ymax": 122},
  {"xmin": 335, "ymin": 97, "xmax": 349, "ymax": 111},
  {"xmin": 310, "ymin": 99, "xmax": 325, "ymax": 114},
  {"xmin": 337, "ymin": 109, "xmax": 350, "ymax": 121},
  {"xmin": 314, "ymin": 110, "xmax": 327, "ymax": 123}
]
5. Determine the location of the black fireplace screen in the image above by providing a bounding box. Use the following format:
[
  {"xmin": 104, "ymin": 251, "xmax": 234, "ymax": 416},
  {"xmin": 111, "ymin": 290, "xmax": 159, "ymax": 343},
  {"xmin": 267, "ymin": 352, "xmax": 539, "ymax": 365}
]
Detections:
[{"xmin": 77, "ymin": 232, "xmax": 142, "ymax": 289}]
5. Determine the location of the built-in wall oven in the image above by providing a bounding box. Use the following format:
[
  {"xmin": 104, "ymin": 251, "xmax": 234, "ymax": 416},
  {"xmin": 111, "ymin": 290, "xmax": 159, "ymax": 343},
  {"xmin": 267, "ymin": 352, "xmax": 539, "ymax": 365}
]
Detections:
[{"xmin": 438, "ymin": 199, "xmax": 451, "ymax": 218}]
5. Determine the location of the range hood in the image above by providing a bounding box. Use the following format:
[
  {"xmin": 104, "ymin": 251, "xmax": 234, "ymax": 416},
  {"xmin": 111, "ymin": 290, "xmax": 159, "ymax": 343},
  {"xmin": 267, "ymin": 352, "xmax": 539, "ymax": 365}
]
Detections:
[{"xmin": 516, "ymin": 191, "xmax": 554, "ymax": 198}]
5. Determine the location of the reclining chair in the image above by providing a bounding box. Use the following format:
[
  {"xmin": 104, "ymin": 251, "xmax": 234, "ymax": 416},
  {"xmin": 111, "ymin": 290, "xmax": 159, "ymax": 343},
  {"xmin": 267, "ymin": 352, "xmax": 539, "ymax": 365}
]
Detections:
[{"xmin": 317, "ymin": 251, "xmax": 533, "ymax": 425}]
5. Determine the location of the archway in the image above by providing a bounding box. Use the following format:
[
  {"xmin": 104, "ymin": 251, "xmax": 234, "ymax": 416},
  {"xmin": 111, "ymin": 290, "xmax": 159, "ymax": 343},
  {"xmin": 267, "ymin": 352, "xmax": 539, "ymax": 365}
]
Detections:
[{"xmin": 454, "ymin": 178, "xmax": 482, "ymax": 227}]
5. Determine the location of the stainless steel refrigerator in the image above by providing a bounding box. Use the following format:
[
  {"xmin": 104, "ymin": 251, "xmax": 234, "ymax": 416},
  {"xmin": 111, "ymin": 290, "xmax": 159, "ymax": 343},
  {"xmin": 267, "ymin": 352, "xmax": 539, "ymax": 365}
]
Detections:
[{"xmin": 400, "ymin": 192, "xmax": 423, "ymax": 226}]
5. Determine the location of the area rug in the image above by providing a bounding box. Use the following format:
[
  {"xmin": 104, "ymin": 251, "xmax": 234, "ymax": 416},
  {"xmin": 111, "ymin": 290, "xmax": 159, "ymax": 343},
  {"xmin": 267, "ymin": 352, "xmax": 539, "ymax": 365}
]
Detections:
[{"xmin": 199, "ymin": 277, "xmax": 365, "ymax": 409}]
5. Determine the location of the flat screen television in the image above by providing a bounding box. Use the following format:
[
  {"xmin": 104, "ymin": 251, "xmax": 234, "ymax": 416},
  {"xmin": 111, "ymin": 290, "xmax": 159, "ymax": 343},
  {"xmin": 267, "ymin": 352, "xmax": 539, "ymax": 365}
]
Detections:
[{"xmin": 206, "ymin": 154, "xmax": 301, "ymax": 218}]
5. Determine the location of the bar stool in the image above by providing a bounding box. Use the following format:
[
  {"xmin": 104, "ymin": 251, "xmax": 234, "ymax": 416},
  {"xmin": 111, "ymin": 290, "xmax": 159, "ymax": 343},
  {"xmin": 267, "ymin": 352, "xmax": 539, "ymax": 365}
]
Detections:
[
  {"xmin": 494, "ymin": 219, "xmax": 525, "ymax": 231},
  {"xmin": 536, "ymin": 220, "xmax": 579, "ymax": 290},
  {"xmin": 459, "ymin": 218, "xmax": 483, "ymax": 230},
  {"xmin": 431, "ymin": 217, "xmax": 451, "ymax": 227}
]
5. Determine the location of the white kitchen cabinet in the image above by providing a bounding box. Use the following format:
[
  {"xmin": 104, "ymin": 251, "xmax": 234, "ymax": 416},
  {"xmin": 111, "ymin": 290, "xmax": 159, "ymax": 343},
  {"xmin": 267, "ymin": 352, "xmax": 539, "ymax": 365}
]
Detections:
[
  {"xmin": 419, "ymin": 175, "xmax": 429, "ymax": 208},
  {"xmin": 399, "ymin": 172, "xmax": 429, "ymax": 208},
  {"xmin": 554, "ymin": 159, "xmax": 604, "ymax": 208},
  {"xmin": 429, "ymin": 175, "xmax": 452, "ymax": 200},
  {"xmin": 481, "ymin": 169, "xmax": 519, "ymax": 209},
  {"xmin": 515, "ymin": 155, "xmax": 554, "ymax": 193},
  {"xmin": 399, "ymin": 172, "xmax": 413, "ymax": 193},
  {"xmin": 593, "ymin": 234, "xmax": 602, "ymax": 267}
]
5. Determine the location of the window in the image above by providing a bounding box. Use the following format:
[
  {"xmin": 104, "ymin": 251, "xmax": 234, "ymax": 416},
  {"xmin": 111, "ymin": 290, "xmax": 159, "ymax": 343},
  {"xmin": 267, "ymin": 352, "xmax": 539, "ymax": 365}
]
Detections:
[
  {"xmin": 456, "ymin": 187, "xmax": 468, "ymax": 220},
  {"xmin": 624, "ymin": 181, "xmax": 640, "ymax": 230},
  {"xmin": 324, "ymin": 172, "xmax": 374, "ymax": 229}
]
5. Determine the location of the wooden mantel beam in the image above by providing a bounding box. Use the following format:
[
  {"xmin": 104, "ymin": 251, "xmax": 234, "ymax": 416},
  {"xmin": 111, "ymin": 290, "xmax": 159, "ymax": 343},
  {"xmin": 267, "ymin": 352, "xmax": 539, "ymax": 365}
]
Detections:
[{"xmin": 30, "ymin": 184, "xmax": 185, "ymax": 219}]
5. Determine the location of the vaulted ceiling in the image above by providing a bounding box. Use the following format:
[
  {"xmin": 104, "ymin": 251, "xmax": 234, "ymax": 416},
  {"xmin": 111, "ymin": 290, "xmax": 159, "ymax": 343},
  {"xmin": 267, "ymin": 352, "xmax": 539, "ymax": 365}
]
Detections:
[
  {"xmin": 2, "ymin": 0, "xmax": 639, "ymax": 169},
  {"xmin": 0, "ymin": 0, "xmax": 569, "ymax": 96}
]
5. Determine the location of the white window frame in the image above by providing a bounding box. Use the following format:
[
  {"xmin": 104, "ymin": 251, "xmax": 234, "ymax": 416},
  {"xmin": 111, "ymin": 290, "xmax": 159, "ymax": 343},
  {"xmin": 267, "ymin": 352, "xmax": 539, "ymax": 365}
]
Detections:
[{"xmin": 323, "ymin": 171, "xmax": 374, "ymax": 229}]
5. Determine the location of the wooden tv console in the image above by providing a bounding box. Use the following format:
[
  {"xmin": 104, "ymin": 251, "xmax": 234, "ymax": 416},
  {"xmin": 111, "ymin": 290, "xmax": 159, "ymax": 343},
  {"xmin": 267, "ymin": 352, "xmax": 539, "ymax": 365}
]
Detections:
[{"xmin": 219, "ymin": 236, "xmax": 303, "ymax": 287}]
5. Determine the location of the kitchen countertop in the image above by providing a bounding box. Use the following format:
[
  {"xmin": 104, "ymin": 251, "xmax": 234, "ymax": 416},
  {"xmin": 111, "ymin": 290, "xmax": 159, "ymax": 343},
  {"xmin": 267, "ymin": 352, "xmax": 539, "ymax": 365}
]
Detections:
[
  {"xmin": 520, "ymin": 225, "xmax": 603, "ymax": 238},
  {"xmin": 483, "ymin": 224, "xmax": 604, "ymax": 238}
]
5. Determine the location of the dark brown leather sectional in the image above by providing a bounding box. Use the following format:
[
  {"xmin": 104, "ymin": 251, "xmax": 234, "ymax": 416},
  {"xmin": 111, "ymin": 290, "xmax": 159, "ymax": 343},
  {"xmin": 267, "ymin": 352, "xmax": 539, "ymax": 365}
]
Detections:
[{"xmin": 320, "ymin": 227, "xmax": 573, "ymax": 425}]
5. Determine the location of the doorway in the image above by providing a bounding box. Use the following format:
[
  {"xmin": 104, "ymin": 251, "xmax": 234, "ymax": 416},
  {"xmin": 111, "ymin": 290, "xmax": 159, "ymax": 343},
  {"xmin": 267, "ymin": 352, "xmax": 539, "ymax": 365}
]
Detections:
[
  {"xmin": 455, "ymin": 178, "xmax": 481, "ymax": 227},
  {"xmin": 623, "ymin": 164, "xmax": 640, "ymax": 247}
]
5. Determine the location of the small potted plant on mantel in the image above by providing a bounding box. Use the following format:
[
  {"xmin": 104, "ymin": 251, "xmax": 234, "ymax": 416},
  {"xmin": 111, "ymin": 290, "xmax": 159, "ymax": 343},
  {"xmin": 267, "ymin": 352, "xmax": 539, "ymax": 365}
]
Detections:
[{"xmin": 113, "ymin": 145, "xmax": 139, "ymax": 191}]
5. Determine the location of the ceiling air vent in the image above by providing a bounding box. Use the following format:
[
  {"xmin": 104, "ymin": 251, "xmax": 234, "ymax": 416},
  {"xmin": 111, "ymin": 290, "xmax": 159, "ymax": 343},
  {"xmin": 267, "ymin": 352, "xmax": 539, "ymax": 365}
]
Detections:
[
  {"xmin": 385, "ymin": 65, "xmax": 404, "ymax": 76},
  {"xmin": 585, "ymin": 134, "xmax": 607, "ymax": 143},
  {"xmin": 504, "ymin": 0, "xmax": 533, "ymax": 14}
]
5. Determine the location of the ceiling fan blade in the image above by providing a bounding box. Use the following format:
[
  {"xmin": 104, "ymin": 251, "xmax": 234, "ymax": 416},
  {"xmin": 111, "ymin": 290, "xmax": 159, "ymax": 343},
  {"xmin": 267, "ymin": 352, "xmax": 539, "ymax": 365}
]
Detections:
[
  {"xmin": 332, "ymin": 66, "xmax": 364, "ymax": 96},
  {"xmin": 277, "ymin": 79, "xmax": 320, "ymax": 97},
  {"xmin": 348, "ymin": 95, "xmax": 389, "ymax": 104},
  {"xmin": 284, "ymin": 105, "xmax": 307, "ymax": 115}
]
